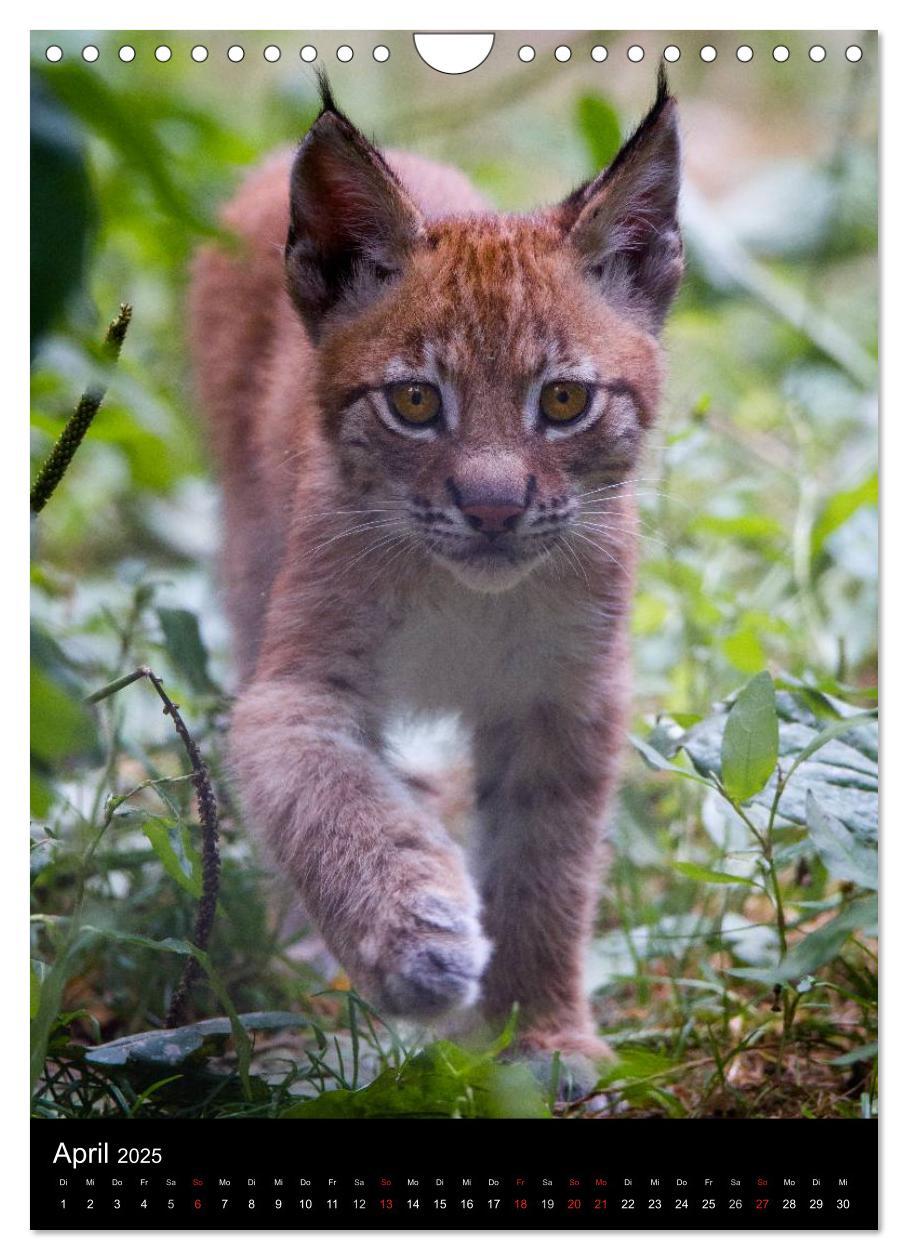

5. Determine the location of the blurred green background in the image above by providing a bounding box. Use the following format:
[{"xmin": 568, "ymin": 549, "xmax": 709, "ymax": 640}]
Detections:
[{"xmin": 30, "ymin": 31, "xmax": 878, "ymax": 1119}]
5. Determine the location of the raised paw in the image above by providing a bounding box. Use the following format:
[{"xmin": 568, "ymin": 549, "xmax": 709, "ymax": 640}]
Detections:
[{"xmin": 370, "ymin": 890, "xmax": 491, "ymax": 1019}]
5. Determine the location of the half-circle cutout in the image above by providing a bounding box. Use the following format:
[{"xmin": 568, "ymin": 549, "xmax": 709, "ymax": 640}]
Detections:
[{"xmin": 413, "ymin": 33, "xmax": 494, "ymax": 74}]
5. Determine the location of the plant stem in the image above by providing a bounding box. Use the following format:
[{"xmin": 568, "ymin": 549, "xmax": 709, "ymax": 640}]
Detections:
[
  {"xmin": 87, "ymin": 665, "xmax": 221, "ymax": 1027},
  {"xmin": 30, "ymin": 304, "xmax": 132, "ymax": 514}
]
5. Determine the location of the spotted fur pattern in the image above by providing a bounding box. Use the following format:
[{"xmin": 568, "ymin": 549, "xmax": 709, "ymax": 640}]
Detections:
[{"xmin": 189, "ymin": 74, "xmax": 682, "ymax": 1064}]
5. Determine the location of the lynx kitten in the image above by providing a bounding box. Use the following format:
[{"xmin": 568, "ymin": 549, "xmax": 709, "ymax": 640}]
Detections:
[{"xmin": 190, "ymin": 71, "xmax": 682, "ymax": 1072}]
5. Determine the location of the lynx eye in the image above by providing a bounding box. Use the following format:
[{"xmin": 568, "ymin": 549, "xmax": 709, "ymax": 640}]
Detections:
[
  {"xmin": 540, "ymin": 381, "xmax": 590, "ymax": 426},
  {"xmin": 387, "ymin": 382, "xmax": 442, "ymax": 426}
]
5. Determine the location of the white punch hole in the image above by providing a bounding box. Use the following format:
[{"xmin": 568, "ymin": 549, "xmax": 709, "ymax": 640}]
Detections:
[
  {"xmin": 155, "ymin": 45, "xmax": 172, "ymax": 63},
  {"xmin": 628, "ymin": 45, "xmax": 645, "ymax": 63},
  {"xmin": 300, "ymin": 45, "xmax": 318, "ymax": 63},
  {"xmin": 736, "ymin": 45, "xmax": 754, "ymax": 62},
  {"xmin": 773, "ymin": 45, "xmax": 790, "ymax": 62},
  {"xmin": 554, "ymin": 45, "xmax": 571, "ymax": 62},
  {"xmin": 663, "ymin": 45, "xmax": 681, "ymax": 63},
  {"xmin": 373, "ymin": 45, "xmax": 390, "ymax": 62},
  {"xmin": 191, "ymin": 45, "xmax": 208, "ymax": 62},
  {"xmin": 846, "ymin": 45, "xmax": 863, "ymax": 63},
  {"xmin": 45, "ymin": 45, "xmax": 63, "ymax": 62},
  {"xmin": 518, "ymin": 45, "xmax": 535, "ymax": 62},
  {"xmin": 82, "ymin": 45, "xmax": 99, "ymax": 62},
  {"xmin": 413, "ymin": 33, "xmax": 494, "ymax": 74},
  {"xmin": 264, "ymin": 45, "xmax": 281, "ymax": 62},
  {"xmin": 700, "ymin": 45, "xmax": 717, "ymax": 63},
  {"xmin": 119, "ymin": 45, "xmax": 136, "ymax": 62},
  {"xmin": 591, "ymin": 46, "xmax": 607, "ymax": 62}
]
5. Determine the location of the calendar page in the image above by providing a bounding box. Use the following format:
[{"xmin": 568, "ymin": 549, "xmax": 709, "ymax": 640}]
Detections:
[{"xmin": 29, "ymin": 28, "xmax": 878, "ymax": 1232}]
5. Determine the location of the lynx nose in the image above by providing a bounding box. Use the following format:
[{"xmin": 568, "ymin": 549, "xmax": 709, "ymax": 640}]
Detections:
[
  {"xmin": 446, "ymin": 469, "xmax": 536, "ymax": 539},
  {"xmin": 461, "ymin": 501, "xmax": 525, "ymax": 536}
]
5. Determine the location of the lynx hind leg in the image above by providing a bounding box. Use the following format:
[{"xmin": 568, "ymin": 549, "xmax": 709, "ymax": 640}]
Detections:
[{"xmin": 516, "ymin": 1028, "xmax": 615, "ymax": 1103}]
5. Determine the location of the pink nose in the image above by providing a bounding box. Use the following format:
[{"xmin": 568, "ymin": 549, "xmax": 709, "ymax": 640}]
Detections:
[{"xmin": 462, "ymin": 501, "xmax": 525, "ymax": 535}]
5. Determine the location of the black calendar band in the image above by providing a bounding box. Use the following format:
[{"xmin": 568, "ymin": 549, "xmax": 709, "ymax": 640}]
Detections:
[{"xmin": 31, "ymin": 1117, "xmax": 878, "ymax": 1230}]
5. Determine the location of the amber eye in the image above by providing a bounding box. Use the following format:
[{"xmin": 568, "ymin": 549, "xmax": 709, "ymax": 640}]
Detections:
[
  {"xmin": 387, "ymin": 382, "xmax": 442, "ymax": 426},
  {"xmin": 540, "ymin": 381, "xmax": 590, "ymax": 425}
]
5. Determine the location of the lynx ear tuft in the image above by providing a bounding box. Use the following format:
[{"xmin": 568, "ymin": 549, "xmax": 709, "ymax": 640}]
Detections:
[
  {"xmin": 558, "ymin": 69, "xmax": 683, "ymax": 332},
  {"xmin": 286, "ymin": 84, "xmax": 423, "ymax": 339}
]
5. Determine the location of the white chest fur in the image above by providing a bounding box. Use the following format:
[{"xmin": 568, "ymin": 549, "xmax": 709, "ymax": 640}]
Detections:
[{"xmin": 376, "ymin": 574, "xmax": 597, "ymax": 727}]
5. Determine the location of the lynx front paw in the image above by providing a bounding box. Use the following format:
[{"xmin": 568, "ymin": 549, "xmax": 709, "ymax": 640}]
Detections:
[{"xmin": 370, "ymin": 891, "xmax": 491, "ymax": 1019}]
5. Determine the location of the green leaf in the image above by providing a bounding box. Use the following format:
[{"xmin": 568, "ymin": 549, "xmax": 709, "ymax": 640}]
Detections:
[
  {"xmin": 79, "ymin": 927, "xmax": 253, "ymax": 1098},
  {"xmin": 727, "ymin": 896, "xmax": 877, "ymax": 986},
  {"xmin": 30, "ymin": 663, "xmax": 100, "ymax": 767},
  {"xmin": 596, "ymin": 1049, "xmax": 688, "ymax": 1117},
  {"xmin": 85, "ymin": 1013, "xmax": 311, "ymax": 1069},
  {"xmin": 782, "ymin": 714, "xmax": 877, "ymax": 787},
  {"xmin": 31, "ymin": 772, "xmax": 53, "ymax": 818},
  {"xmin": 37, "ymin": 63, "xmax": 217, "ymax": 240},
  {"xmin": 156, "ymin": 608, "xmax": 217, "ymax": 696},
  {"xmin": 142, "ymin": 817, "xmax": 202, "ymax": 898},
  {"xmin": 575, "ymin": 94, "xmax": 622, "ymax": 169},
  {"xmin": 720, "ymin": 671, "xmax": 779, "ymax": 802},
  {"xmin": 673, "ymin": 861, "xmax": 759, "ymax": 888},
  {"xmin": 684, "ymin": 690, "xmax": 877, "ymax": 844},
  {"xmin": 721, "ymin": 625, "xmax": 766, "ymax": 673},
  {"xmin": 628, "ymin": 733, "xmax": 712, "ymax": 786},
  {"xmin": 30, "ymin": 961, "xmax": 44, "ymax": 1020},
  {"xmin": 811, "ymin": 472, "xmax": 878, "ymax": 559},
  {"xmin": 693, "ymin": 513, "xmax": 784, "ymax": 542},
  {"xmin": 30, "ymin": 80, "xmax": 95, "ymax": 345},
  {"xmin": 806, "ymin": 793, "xmax": 877, "ymax": 890},
  {"xmin": 30, "ymin": 930, "xmax": 91, "ymax": 1094},
  {"xmin": 283, "ymin": 1041, "xmax": 550, "ymax": 1120},
  {"xmin": 829, "ymin": 1041, "xmax": 878, "ymax": 1067}
]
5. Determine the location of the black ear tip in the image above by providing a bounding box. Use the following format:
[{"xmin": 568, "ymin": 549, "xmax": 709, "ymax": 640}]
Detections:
[
  {"xmin": 315, "ymin": 67, "xmax": 341, "ymax": 119},
  {"xmin": 655, "ymin": 63, "xmax": 677, "ymax": 112}
]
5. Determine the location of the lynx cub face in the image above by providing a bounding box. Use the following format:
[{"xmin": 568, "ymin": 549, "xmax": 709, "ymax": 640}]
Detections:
[
  {"xmin": 190, "ymin": 71, "xmax": 681, "ymax": 1083},
  {"xmin": 287, "ymin": 74, "xmax": 681, "ymax": 593}
]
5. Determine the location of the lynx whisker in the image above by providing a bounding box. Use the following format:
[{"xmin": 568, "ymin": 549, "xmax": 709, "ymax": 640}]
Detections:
[{"xmin": 573, "ymin": 527, "xmax": 633, "ymax": 579}]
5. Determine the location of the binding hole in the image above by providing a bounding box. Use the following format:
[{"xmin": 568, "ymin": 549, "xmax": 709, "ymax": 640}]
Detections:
[
  {"xmin": 591, "ymin": 46, "xmax": 608, "ymax": 62},
  {"xmin": 663, "ymin": 45, "xmax": 680, "ymax": 63},
  {"xmin": 628, "ymin": 45, "xmax": 645, "ymax": 63},
  {"xmin": 846, "ymin": 45, "xmax": 863, "ymax": 62},
  {"xmin": 736, "ymin": 45, "xmax": 754, "ymax": 62},
  {"xmin": 413, "ymin": 33, "xmax": 494, "ymax": 74},
  {"xmin": 264, "ymin": 45, "xmax": 281, "ymax": 62},
  {"xmin": 300, "ymin": 45, "xmax": 318, "ymax": 62},
  {"xmin": 155, "ymin": 45, "xmax": 172, "ymax": 63},
  {"xmin": 554, "ymin": 45, "xmax": 571, "ymax": 62},
  {"xmin": 191, "ymin": 45, "xmax": 208, "ymax": 62},
  {"xmin": 773, "ymin": 45, "xmax": 790, "ymax": 62},
  {"xmin": 81, "ymin": 45, "xmax": 99, "ymax": 62},
  {"xmin": 518, "ymin": 45, "xmax": 535, "ymax": 62},
  {"xmin": 700, "ymin": 45, "xmax": 717, "ymax": 62},
  {"xmin": 337, "ymin": 45, "xmax": 353, "ymax": 62},
  {"xmin": 373, "ymin": 45, "xmax": 390, "ymax": 62},
  {"xmin": 227, "ymin": 45, "xmax": 244, "ymax": 62},
  {"xmin": 809, "ymin": 45, "xmax": 826, "ymax": 62},
  {"xmin": 45, "ymin": 45, "xmax": 63, "ymax": 62},
  {"xmin": 119, "ymin": 45, "xmax": 136, "ymax": 62}
]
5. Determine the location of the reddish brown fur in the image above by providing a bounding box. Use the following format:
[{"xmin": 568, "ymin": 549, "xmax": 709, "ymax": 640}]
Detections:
[{"xmin": 189, "ymin": 86, "xmax": 681, "ymax": 1078}]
